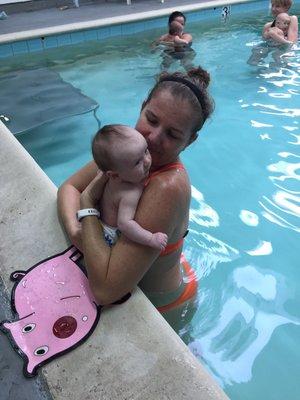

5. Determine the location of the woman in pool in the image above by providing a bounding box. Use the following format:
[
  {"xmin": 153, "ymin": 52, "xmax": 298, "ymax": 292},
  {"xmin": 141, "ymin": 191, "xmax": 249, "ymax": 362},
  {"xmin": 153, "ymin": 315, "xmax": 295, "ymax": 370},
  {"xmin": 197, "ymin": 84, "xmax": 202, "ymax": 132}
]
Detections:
[
  {"xmin": 153, "ymin": 11, "xmax": 195, "ymax": 72},
  {"xmin": 168, "ymin": 11, "xmax": 193, "ymax": 45},
  {"xmin": 57, "ymin": 67, "xmax": 214, "ymax": 328},
  {"xmin": 247, "ymin": 0, "xmax": 298, "ymax": 66}
]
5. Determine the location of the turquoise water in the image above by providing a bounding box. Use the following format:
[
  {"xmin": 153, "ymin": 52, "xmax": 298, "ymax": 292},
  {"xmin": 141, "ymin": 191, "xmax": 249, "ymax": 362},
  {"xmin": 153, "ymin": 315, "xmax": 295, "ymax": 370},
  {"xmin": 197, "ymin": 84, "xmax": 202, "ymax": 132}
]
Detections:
[{"xmin": 1, "ymin": 7, "xmax": 300, "ymax": 400}]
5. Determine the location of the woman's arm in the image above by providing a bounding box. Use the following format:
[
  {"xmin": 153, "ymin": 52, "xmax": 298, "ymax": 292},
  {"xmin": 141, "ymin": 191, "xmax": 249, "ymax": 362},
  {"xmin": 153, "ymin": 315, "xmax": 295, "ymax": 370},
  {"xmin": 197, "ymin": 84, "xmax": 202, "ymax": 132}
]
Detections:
[
  {"xmin": 262, "ymin": 21, "xmax": 272, "ymax": 39},
  {"xmin": 174, "ymin": 36, "xmax": 189, "ymax": 45},
  {"xmin": 287, "ymin": 15, "xmax": 298, "ymax": 42},
  {"xmin": 79, "ymin": 172, "xmax": 186, "ymax": 305},
  {"xmin": 57, "ymin": 161, "xmax": 99, "ymax": 251},
  {"xmin": 265, "ymin": 27, "xmax": 292, "ymax": 44}
]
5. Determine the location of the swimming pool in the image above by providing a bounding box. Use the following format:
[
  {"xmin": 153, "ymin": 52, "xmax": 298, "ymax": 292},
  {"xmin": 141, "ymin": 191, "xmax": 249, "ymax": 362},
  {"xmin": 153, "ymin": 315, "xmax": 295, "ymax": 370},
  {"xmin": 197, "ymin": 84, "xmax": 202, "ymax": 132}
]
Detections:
[{"xmin": 1, "ymin": 2, "xmax": 300, "ymax": 399}]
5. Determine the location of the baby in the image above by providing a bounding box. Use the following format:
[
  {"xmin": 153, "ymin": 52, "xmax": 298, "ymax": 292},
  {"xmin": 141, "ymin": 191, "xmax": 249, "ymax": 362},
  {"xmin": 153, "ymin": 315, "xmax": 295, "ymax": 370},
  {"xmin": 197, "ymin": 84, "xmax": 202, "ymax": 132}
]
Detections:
[
  {"xmin": 262, "ymin": 0, "xmax": 298, "ymax": 42},
  {"xmin": 264, "ymin": 12, "xmax": 292, "ymax": 45},
  {"xmin": 90, "ymin": 124, "xmax": 168, "ymax": 250},
  {"xmin": 154, "ymin": 20, "xmax": 195, "ymax": 71},
  {"xmin": 247, "ymin": 0, "xmax": 298, "ymax": 65},
  {"xmin": 158, "ymin": 20, "xmax": 189, "ymax": 48}
]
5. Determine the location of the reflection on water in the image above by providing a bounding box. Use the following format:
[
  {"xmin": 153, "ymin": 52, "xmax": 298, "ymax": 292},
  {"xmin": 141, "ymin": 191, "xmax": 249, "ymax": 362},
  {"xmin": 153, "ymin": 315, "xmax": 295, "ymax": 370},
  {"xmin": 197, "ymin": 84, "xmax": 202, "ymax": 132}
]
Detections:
[
  {"xmin": 260, "ymin": 128, "xmax": 300, "ymax": 232},
  {"xmin": 190, "ymin": 283, "xmax": 300, "ymax": 385},
  {"xmin": 185, "ymin": 13, "xmax": 300, "ymax": 399},
  {"xmin": 245, "ymin": 240, "xmax": 272, "ymax": 256}
]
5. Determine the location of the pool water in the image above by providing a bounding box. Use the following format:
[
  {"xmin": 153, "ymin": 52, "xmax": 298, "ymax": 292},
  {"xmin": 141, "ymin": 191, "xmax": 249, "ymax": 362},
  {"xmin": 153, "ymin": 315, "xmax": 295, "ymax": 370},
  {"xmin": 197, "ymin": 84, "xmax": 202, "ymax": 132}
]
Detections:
[{"xmin": 1, "ymin": 6, "xmax": 300, "ymax": 400}]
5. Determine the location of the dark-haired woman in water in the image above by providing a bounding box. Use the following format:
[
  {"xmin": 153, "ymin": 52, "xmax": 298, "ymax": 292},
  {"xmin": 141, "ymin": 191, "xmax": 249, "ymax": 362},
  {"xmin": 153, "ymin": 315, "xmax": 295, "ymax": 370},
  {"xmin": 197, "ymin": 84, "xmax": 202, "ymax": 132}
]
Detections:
[{"xmin": 57, "ymin": 67, "xmax": 214, "ymax": 330}]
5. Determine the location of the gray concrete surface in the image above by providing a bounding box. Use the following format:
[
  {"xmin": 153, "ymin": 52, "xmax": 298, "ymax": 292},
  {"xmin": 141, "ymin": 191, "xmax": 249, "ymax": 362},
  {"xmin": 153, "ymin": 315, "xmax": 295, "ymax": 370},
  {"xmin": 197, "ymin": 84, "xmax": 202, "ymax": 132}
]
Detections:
[
  {"xmin": 0, "ymin": 121, "xmax": 228, "ymax": 399},
  {"xmin": 0, "ymin": 0, "xmax": 231, "ymax": 35},
  {"xmin": 0, "ymin": 0, "xmax": 247, "ymax": 44},
  {"xmin": 0, "ymin": 279, "xmax": 53, "ymax": 400}
]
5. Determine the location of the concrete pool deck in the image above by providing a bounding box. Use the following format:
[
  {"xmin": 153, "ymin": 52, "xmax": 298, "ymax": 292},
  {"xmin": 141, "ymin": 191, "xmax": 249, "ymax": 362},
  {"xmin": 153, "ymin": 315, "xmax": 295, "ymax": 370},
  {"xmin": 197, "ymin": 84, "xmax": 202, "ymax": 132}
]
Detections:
[
  {"xmin": 0, "ymin": 0, "xmax": 250, "ymax": 42},
  {"xmin": 0, "ymin": 1, "xmax": 232, "ymax": 399}
]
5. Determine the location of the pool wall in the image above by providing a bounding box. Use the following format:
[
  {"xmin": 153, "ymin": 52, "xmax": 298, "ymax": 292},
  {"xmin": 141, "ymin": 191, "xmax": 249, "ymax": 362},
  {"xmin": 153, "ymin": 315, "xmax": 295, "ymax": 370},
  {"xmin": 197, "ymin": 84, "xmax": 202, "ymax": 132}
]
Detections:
[
  {"xmin": 0, "ymin": 0, "xmax": 271, "ymax": 55},
  {"xmin": 0, "ymin": 120, "xmax": 228, "ymax": 398}
]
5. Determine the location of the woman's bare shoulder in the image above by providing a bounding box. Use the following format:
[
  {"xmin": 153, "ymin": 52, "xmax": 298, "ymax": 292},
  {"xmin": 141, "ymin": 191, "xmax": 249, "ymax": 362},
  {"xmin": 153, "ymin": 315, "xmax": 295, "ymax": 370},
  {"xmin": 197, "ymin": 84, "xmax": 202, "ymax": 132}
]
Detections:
[
  {"xmin": 137, "ymin": 168, "xmax": 191, "ymax": 226},
  {"xmin": 148, "ymin": 167, "xmax": 190, "ymax": 193}
]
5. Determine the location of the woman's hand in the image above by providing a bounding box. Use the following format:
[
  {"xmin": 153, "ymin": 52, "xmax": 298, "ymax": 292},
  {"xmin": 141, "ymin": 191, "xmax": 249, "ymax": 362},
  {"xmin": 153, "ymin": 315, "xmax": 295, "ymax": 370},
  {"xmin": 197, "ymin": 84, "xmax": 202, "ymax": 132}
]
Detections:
[{"xmin": 80, "ymin": 171, "xmax": 108, "ymax": 209}]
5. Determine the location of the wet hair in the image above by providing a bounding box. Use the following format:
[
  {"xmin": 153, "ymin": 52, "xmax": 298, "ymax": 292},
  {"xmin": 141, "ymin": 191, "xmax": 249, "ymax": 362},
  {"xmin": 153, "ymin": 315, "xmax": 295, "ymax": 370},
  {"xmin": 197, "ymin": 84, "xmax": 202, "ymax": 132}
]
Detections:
[
  {"xmin": 92, "ymin": 124, "xmax": 129, "ymax": 171},
  {"xmin": 143, "ymin": 67, "xmax": 214, "ymax": 141},
  {"xmin": 169, "ymin": 21, "xmax": 183, "ymax": 35},
  {"xmin": 271, "ymin": 0, "xmax": 292, "ymax": 10},
  {"xmin": 168, "ymin": 11, "xmax": 186, "ymax": 26}
]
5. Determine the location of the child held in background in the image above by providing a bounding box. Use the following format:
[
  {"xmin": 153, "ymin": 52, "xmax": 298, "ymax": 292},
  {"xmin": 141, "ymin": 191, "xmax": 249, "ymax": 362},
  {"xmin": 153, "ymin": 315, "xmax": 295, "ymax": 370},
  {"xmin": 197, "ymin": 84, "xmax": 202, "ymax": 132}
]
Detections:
[
  {"xmin": 158, "ymin": 21, "xmax": 190, "ymax": 48},
  {"xmin": 167, "ymin": 11, "xmax": 193, "ymax": 45},
  {"xmin": 154, "ymin": 21, "xmax": 195, "ymax": 71},
  {"xmin": 263, "ymin": 0, "xmax": 298, "ymax": 42},
  {"xmin": 247, "ymin": 0, "xmax": 298, "ymax": 65},
  {"xmin": 264, "ymin": 12, "xmax": 292, "ymax": 45},
  {"xmin": 84, "ymin": 124, "xmax": 168, "ymax": 249}
]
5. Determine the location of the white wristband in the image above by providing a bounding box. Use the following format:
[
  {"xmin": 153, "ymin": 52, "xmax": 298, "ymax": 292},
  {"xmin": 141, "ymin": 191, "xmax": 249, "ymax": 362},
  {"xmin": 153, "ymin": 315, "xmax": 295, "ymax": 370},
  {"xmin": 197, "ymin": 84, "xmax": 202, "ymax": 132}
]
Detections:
[{"xmin": 76, "ymin": 208, "xmax": 100, "ymax": 222}]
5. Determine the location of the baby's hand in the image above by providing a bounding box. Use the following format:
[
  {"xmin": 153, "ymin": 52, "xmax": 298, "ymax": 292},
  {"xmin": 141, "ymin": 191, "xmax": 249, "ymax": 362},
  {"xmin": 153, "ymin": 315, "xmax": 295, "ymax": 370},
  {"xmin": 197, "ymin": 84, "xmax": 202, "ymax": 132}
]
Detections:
[{"xmin": 149, "ymin": 232, "xmax": 168, "ymax": 250}]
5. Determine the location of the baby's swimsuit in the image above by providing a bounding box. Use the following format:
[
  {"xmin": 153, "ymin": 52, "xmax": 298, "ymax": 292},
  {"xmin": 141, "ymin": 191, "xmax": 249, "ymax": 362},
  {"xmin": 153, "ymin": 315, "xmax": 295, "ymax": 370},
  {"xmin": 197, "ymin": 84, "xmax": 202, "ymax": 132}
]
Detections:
[
  {"xmin": 144, "ymin": 162, "xmax": 198, "ymax": 312},
  {"xmin": 101, "ymin": 221, "xmax": 120, "ymax": 247}
]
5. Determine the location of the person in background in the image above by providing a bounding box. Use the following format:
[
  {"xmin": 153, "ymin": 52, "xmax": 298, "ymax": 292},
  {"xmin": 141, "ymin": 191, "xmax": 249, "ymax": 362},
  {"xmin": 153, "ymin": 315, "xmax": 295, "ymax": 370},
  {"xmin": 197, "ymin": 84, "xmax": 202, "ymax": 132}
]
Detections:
[
  {"xmin": 264, "ymin": 12, "xmax": 292, "ymax": 45},
  {"xmin": 168, "ymin": 11, "xmax": 193, "ymax": 45},
  {"xmin": 152, "ymin": 11, "xmax": 195, "ymax": 71},
  {"xmin": 158, "ymin": 21, "xmax": 189, "ymax": 48},
  {"xmin": 247, "ymin": 0, "xmax": 298, "ymax": 65},
  {"xmin": 263, "ymin": 0, "xmax": 298, "ymax": 42}
]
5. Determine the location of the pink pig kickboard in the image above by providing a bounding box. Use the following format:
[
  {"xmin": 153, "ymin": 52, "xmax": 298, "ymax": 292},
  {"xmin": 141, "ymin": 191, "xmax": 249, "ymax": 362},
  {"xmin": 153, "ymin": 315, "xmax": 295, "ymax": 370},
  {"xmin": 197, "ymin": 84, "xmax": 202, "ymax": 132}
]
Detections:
[{"xmin": 0, "ymin": 246, "xmax": 101, "ymax": 378}]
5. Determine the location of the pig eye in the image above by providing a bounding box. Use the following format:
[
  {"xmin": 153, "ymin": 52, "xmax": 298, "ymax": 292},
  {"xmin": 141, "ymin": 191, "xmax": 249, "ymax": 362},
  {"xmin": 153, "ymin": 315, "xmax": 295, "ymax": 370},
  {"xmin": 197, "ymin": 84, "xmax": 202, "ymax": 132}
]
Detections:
[
  {"xmin": 34, "ymin": 345, "xmax": 49, "ymax": 356},
  {"xmin": 22, "ymin": 323, "xmax": 36, "ymax": 333}
]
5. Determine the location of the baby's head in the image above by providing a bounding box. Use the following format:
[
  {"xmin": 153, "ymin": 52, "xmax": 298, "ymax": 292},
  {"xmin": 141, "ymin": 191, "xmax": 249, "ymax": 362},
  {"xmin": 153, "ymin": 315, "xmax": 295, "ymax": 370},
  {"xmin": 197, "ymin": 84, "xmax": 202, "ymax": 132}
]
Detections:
[
  {"xmin": 275, "ymin": 12, "xmax": 291, "ymax": 31},
  {"xmin": 271, "ymin": 0, "xmax": 293, "ymax": 16},
  {"xmin": 169, "ymin": 21, "xmax": 183, "ymax": 36},
  {"xmin": 92, "ymin": 124, "xmax": 151, "ymax": 183},
  {"xmin": 168, "ymin": 11, "xmax": 186, "ymax": 27}
]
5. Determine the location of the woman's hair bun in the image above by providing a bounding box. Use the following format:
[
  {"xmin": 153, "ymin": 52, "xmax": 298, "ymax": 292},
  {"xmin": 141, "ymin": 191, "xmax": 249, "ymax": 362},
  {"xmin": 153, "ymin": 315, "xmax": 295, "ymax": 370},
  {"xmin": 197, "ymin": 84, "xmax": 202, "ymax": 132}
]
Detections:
[{"xmin": 187, "ymin": 66, "xmax": 210, "ymax": 88}]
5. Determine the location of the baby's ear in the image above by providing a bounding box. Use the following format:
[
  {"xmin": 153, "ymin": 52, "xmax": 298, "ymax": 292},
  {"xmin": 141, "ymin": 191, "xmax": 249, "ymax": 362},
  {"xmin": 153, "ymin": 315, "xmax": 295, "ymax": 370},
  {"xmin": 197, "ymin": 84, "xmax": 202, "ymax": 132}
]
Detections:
[{"xmin": 106, "ymin": 170, "xmax": 119, "ymax": 179}]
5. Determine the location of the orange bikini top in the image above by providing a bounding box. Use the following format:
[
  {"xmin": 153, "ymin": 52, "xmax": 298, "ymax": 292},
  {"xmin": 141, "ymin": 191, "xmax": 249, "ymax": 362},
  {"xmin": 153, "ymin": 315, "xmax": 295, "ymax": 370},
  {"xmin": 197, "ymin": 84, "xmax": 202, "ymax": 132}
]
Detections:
[{"xmin": 145, "ymin": 162, "xmax": 188, "ymax": 256}]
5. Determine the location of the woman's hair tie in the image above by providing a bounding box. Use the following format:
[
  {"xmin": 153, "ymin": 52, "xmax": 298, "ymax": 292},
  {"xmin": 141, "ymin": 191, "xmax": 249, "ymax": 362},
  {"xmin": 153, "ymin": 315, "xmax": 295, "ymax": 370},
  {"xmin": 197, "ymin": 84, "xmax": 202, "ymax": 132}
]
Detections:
[{"xmin": 159, "ymin": 76, "xmax": 205, "ymax": 111}]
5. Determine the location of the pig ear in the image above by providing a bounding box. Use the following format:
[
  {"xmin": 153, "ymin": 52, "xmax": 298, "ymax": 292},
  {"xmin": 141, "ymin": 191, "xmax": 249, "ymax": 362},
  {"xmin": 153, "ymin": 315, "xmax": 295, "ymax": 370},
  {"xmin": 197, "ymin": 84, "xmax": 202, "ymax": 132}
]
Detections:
[
  {"xmin": 1, "ymin": 321, "xmax": 13, "ymax": 332},
  {"xmin": 10, "ymin": 271, "xmax": 27, "ymax": 282}
]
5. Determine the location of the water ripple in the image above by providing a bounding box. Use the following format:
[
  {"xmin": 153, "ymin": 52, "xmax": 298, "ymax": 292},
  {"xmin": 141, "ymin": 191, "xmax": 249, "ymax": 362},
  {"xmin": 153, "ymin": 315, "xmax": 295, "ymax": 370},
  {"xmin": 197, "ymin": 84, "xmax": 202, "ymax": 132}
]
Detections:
[
  {"xmin": 190, "ymin": 185, "xmax": 219, "ymax": 228},
  {"xmin": 252, "ymin": 103, "xmax": 300, "ymax": 117},
  {"xmin": 189, "ymin": 266, "xmax": 300, "ymax": 386}
]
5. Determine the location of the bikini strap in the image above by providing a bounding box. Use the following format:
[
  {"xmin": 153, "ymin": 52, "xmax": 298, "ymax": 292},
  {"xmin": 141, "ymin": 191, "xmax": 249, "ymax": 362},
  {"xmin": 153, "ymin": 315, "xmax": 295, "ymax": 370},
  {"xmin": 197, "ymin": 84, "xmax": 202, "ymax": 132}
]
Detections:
[
  {"xmin": 160, "ymin": 238, "xmax": 184, "ymax": 256},
  {"xmin": 143, "ymin": 162, "xmax": 187, "ymax": 256},
  {"xmin": 144, "ymin": 162, "xmax": 185, "ymax": 187}
]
